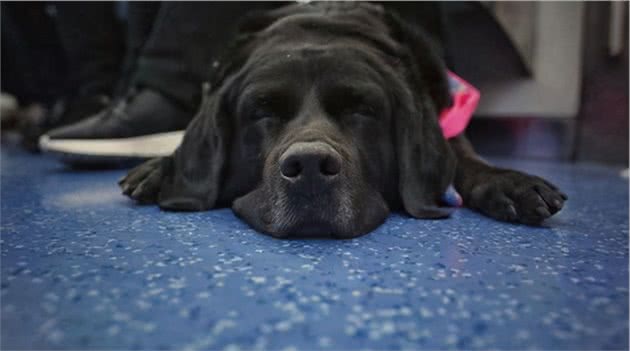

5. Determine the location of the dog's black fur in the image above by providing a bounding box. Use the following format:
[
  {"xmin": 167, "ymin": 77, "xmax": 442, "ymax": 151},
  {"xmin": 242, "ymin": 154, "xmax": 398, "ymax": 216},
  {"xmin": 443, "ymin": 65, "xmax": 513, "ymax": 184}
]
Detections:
[{"xmin": 120, "ymin": 2, "xmax": 567, "ymax": 238}]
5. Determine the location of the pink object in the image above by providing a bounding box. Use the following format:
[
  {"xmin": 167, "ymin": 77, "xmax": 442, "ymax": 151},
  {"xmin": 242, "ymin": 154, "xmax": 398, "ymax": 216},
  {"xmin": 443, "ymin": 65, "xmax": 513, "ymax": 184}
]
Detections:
[
  {"xmin": 439, "ymin": 72, "xmax": 480, "ymax": 139},
  {"xmin": 442, "ymin": 185, "xmax": 463, "ymax": 207}
]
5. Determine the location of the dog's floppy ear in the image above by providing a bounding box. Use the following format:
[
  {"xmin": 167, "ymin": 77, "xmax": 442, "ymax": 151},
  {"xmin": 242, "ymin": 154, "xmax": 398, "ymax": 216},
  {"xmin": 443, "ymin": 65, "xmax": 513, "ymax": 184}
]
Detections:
[
  {"xmin": 394, "ymin": 93, "xmax": 456, "ymax": 219},
  {"xmin": 157, "ymin": 83, "xmax": 230, "ymax": 211},
  {"xmin": 386, "ymin": 9, "xmax": 457, "ymax": 218},
  {"xmin": 385, "ymin": 10, "xmax": 452, "ymax": 111}
]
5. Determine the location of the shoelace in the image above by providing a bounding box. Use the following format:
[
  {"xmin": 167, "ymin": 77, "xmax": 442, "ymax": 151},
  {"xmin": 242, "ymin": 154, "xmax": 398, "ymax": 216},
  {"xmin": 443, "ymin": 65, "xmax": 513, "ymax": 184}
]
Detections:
[{"xmin": 106, "ymin": 88, "xmax": 139, "ymax": 122}]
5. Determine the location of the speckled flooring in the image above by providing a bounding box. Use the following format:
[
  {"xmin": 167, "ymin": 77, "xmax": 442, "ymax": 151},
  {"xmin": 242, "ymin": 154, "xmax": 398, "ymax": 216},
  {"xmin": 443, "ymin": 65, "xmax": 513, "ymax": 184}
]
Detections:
[{"xmin": 1, "ymin": 144, "xmax": 628, "ymax": 350}]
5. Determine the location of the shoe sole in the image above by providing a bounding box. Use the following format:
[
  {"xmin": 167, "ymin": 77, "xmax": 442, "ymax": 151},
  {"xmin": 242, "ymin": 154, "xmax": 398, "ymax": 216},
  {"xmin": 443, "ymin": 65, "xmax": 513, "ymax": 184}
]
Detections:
[{"xmin": 39, "ymin": 130, "xmax": 185, "ymax": 164}]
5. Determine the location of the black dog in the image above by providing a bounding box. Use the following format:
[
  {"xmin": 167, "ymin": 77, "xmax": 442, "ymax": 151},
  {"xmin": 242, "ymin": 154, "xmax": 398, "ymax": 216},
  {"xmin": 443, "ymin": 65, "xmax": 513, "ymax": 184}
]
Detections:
[{"xmin": 119, "ymin": 2, "xmax": 567, "ymax": 238}]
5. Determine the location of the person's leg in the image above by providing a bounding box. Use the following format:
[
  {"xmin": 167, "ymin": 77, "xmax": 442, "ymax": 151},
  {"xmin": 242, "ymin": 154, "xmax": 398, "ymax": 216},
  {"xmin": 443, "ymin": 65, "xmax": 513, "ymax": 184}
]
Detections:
[
  {"xmin": 2, "ymin": 2, "xmax": 70, "ymax": 150},
  {"xmin": 114, "ymin": 2, "xmax": 161, "ymax": 96},
  {"xmin": 19, "ymin": 2, "xmax": 128, "ymax": 150},
  {"xmin": 54, "ymin": 2, "xmax": 125, "ymax": 97},
  {"xmin": 0, "ymin": 2, "xmax": 67, "ymax": 105},
  {"xmin": 41, "ymin": 2, "xmax": 279, "ymax": 164},
  {"xmin": 133, "ymin": 2, "xmax": 278, "ymax": 110}
]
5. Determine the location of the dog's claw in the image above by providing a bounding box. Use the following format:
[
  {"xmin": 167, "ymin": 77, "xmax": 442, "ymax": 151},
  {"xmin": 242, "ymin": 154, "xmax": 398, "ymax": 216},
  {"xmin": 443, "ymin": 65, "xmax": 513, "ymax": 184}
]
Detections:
[
  {"xmin": 535, "ymin": 206, "xmax": 550, "ymax": 218},
  {"xmin": 506, "ymin": 204, "xmax": 517, "ymax": 218}
]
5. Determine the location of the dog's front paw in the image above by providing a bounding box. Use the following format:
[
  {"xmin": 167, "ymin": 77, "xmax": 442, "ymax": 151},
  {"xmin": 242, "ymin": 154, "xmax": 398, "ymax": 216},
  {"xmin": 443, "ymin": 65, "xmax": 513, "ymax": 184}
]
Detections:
[
  {"xmin": 118, "ymin": 157, "xmax": 164, "ymax": 204},
  {"xmin": 467, "ymin": 170, "xmax": 567, "ymax": 225}
]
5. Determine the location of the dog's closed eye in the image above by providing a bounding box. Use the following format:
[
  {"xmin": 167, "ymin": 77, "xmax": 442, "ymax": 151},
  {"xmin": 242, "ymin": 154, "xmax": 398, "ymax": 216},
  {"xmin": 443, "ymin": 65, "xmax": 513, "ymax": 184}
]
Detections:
[
  {"xmin": 343, "ymin": 104, "xmax": 377, "ymax": 120},
  {"xmin": 250, "ymin": 104, "xmax": 275, "ymax": 121},
  {"xmin": 244, "ymin": 94, "xmax": 296, "ymax": 122},
  {"xmin": 324, "ymin": 88, "xmax": 384, "ymax": 122}
]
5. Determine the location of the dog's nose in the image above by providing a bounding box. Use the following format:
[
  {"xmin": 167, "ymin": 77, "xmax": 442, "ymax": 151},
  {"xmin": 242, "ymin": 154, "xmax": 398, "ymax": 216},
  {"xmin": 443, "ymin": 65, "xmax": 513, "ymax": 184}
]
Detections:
[{"xmin": 279, "ymin": 142, "xmax": 342, "ymax": 181}]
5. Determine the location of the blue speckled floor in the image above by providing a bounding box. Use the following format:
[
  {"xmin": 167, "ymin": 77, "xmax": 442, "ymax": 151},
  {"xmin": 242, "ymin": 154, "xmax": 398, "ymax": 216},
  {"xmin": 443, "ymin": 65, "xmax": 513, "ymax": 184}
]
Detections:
[{"xmin": 1, "ymin": 144, "xmax": 628, "ymax": 350}]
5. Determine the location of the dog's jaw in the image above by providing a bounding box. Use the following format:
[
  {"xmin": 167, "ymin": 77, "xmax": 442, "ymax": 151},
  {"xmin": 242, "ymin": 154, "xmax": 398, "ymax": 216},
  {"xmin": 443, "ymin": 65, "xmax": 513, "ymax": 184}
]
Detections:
[{"xmin": 232, "ymin": 161, "xmax": 390, "ymax": 239}]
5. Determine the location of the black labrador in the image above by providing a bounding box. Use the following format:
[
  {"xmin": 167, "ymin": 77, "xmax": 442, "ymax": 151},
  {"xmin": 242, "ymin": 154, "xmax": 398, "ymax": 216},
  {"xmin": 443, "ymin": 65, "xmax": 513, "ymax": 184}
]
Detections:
[{"xmin": 119, "ymin": 2, "xmax": 567, "ymax": 238}]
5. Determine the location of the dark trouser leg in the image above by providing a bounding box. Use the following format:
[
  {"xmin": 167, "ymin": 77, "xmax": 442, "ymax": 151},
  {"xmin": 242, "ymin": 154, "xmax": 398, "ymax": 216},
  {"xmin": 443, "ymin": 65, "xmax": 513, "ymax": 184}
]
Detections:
[
  {"xmin": 41, "ymin": 2, "xmax": 281, "ymax": 162},
  {"xmin": 132, "ymin": 2, "xmax": 278, "ymax": 110},
  {"xmin": 53, "ymin": 2, "xmax": 125, "ymax": 97},
  {"xmin": 0, "ymin": 2, "xmax": 67, "ymax": 105},
  {"xmin": 115, "ymin": 2, "xmax": 161, "ymax": 96}
]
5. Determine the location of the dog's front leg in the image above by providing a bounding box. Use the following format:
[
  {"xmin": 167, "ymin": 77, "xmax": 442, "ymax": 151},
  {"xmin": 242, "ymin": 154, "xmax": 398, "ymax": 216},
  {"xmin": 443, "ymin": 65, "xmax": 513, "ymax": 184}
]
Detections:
[{"xmin": 449, "ymin": 135, "xmax": 567, "ymax": 224}]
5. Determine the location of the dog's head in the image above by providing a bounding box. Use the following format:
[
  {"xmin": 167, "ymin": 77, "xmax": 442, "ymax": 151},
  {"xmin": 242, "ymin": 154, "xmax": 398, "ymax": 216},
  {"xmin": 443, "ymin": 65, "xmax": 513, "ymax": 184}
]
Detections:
[{"xmin": 158, "ymin": 2, "xmax": 456, "ymax": 238}]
